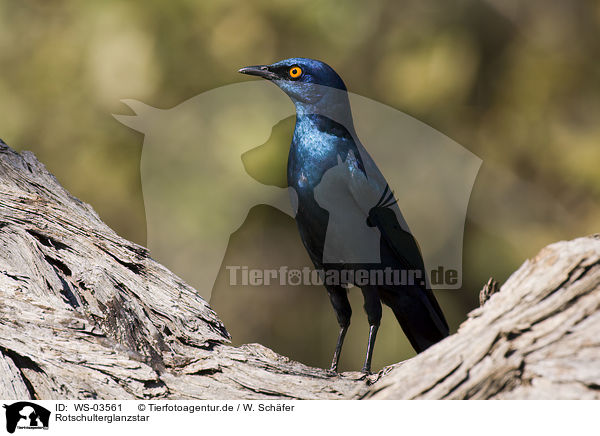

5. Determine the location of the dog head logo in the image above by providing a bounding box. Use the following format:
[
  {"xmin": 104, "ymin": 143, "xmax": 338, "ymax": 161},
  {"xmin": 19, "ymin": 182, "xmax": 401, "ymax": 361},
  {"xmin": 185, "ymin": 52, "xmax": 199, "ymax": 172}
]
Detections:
[{"xmin": 3, "ymin": 402, "xmax": 50, "ymax": 433}]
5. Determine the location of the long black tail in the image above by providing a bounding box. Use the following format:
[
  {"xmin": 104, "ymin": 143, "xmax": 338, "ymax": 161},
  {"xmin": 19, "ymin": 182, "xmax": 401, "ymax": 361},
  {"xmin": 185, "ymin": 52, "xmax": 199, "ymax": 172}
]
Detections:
[{"xmin": 380, "ymin": 286, "xmax": 449, "ymax": 353}]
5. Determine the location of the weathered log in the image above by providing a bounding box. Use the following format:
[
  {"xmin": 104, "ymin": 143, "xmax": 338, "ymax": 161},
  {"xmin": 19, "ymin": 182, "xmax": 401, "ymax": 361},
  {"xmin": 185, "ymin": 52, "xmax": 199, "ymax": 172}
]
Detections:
[
  {"xmin": 365, "ymin": 235, "xmax": 600, "ymax": 399},
  {"xmin": 0, "ymin": 140, "xmax": 366, "ymax": 399},
  {"xmin": 0, "ymin": 139, "xmax": 598, "ymax": 400}
]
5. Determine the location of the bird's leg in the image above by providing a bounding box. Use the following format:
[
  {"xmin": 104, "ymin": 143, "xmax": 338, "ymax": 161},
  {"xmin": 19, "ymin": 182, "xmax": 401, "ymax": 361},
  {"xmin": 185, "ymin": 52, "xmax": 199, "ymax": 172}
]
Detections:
[
  {"xmin": 326, "ymin": 286, "xmax": 352, "ymax": 373},
  {"xmin": 361, "ymin": 286, "xmax": 382, "ymax": 374},
  {"xmin": 330, "ymin": 324, "xmax": 348, "ymax": 372},
  {"xmin": 362, "ymin": 324, "xmax": 379, "ymax": 374}
]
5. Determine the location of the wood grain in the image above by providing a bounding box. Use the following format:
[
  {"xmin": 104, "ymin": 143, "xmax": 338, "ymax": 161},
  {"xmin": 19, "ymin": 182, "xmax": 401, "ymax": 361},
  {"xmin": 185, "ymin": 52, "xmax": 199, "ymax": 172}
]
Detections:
[{"xmin": 0, "ymin": 139, "xmax": 598, "ymax": 400}]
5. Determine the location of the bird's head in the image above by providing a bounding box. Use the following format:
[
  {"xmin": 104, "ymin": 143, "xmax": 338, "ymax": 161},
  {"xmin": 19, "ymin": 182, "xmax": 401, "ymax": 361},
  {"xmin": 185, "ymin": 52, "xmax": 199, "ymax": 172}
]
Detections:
[{"xmin": 239, "ymin": 58, "xmax": 349, "ymax": 115}]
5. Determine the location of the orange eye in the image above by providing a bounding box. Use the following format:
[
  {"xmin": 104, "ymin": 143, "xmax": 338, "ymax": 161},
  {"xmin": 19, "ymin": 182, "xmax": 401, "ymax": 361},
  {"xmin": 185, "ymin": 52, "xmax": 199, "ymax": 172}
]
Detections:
[{"xmin": 289, "ymin": 66, "xmax": 302, "ymax": 79}]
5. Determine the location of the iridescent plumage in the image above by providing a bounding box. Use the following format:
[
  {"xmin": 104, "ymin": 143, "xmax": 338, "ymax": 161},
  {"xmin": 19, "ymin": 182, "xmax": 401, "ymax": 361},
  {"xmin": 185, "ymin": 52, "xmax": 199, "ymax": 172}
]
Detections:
[{"xmin": 239, "ymin": 58, "xmax": 449, "ymax": 373}]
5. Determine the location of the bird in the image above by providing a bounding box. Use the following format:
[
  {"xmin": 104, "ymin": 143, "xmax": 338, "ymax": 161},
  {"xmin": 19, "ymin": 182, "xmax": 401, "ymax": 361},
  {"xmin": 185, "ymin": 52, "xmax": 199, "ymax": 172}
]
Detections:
[{"xmin": 239, "ymin": 58, "xmax": 449, "ymax": 373}]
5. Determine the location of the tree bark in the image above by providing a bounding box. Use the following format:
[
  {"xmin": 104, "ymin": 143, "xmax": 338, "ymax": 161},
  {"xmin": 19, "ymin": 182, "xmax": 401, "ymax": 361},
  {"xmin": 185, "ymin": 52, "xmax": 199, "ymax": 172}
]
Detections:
[{"xmin": 0, "ymin": 139, "xmax": 598, "ymax": 400}]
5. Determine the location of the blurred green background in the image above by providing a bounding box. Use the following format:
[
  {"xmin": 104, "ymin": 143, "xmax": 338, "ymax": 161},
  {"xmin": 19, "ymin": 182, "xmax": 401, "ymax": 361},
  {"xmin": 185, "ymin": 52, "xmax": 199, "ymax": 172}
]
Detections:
[{"xmin": 1, "ymin": 0, "xmax": 599, "ymax": 372}]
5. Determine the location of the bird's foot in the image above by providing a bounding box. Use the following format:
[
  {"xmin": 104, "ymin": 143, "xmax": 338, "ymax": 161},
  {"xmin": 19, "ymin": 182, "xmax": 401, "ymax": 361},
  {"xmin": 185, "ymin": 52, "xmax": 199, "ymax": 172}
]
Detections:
[{"xmin": 327, "ymin": 364, "xmax": 339, "ymax": 376}]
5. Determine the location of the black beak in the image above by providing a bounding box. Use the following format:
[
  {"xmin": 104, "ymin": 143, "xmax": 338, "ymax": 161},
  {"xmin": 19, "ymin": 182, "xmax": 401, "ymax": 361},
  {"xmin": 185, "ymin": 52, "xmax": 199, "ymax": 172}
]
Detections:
[{"xmin": 238, "ymin": 65, "xmax": 278, "ymax": 80}]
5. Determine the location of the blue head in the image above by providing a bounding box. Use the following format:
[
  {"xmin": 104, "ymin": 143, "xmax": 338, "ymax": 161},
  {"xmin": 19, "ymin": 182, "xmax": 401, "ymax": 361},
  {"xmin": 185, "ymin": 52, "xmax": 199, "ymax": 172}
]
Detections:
[{"xmin": 239, "ymin": 58, "xmax": 351, "ymax": 120}]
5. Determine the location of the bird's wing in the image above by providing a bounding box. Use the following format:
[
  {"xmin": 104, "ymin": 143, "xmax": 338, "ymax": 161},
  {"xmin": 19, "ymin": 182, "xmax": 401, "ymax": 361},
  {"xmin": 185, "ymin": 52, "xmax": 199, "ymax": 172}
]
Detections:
[
  {"xmin": 371, "ymin": 205, "xmax": 449, "ymax": 331},
  {"xmin": 368, "ymin": 205, "xmax": 426, "ymax": 274}
]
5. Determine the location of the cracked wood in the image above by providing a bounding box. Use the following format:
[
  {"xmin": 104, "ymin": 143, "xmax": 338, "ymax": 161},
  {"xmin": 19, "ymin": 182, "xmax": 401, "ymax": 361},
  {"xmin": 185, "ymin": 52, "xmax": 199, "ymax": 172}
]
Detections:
[{"xmin": 0, "ymin": 139, "xmax": 598, "ymax": 399}]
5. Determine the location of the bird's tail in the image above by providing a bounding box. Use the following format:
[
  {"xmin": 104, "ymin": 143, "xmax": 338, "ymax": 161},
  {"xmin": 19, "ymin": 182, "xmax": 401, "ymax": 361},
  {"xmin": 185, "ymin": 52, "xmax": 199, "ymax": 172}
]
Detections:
[{"xmin": 381, "ymin": 287, "xmax": 449, "ymax": 353}]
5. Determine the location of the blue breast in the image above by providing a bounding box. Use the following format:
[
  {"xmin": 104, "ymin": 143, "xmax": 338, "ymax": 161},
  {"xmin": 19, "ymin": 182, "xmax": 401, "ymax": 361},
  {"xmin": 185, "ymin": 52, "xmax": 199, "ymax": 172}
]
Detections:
[{"xmin": 287, "ymin": 113, "xmax": 365, "ymax": 266}]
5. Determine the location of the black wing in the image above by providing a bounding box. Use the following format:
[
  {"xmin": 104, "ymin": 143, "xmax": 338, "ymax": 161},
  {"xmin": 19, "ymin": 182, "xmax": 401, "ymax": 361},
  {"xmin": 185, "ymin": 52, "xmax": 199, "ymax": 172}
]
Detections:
[{"xmin": 367, "ymin": 190, "xmax": 449, "ymax": 350}]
